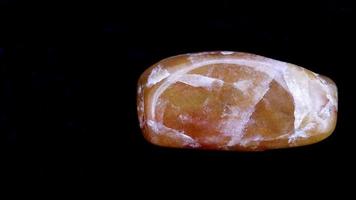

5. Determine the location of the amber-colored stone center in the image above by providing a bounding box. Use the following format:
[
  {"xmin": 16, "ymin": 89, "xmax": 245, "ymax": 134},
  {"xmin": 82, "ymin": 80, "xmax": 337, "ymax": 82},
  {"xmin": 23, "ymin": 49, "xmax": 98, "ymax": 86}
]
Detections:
[{"xmin": 154, "ymin": 64, "xmax": 295, "ymax": 149}]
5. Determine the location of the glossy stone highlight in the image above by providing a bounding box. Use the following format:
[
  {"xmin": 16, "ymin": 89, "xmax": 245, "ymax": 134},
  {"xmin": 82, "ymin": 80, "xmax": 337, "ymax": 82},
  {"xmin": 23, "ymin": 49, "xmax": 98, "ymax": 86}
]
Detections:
[{"xmin": 137, "ymin": 52, "xmax": 337, "ymax": 151}]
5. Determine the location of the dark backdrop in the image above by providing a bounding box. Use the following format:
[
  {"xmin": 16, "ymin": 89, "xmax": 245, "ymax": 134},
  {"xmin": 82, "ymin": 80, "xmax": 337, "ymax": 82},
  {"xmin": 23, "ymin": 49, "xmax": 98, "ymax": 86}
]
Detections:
[{"xmin": 1, "ymin": 0, "xmax": 354, "ymax": 188}]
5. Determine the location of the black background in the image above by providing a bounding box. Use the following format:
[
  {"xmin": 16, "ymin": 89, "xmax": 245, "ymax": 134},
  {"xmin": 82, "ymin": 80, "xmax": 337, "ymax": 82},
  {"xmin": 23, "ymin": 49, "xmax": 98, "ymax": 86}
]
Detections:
[{"xmin": 0, "ymin": 0, "xmax": 355, "ymax": 188}]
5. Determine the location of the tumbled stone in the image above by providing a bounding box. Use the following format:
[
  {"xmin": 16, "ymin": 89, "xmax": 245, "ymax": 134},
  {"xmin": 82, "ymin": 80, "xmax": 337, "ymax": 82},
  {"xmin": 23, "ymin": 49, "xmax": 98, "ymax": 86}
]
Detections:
[{"xmin": 137, "ymin": 52, "xmax": 337, "ymax": 151}]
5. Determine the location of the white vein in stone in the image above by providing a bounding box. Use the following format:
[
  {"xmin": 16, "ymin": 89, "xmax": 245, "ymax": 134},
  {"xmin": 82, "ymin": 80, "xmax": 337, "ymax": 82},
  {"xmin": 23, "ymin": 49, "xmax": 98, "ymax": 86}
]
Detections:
[
  {"xmin": 147, "ymin": 120, "xmax": 200, "ymax": 148},
  {"xmin": 147, "ymin": 65, "xmax": 170, "ymax": 87},
  {"xmin": 178, "ymin": 74, "xmax": 224, "ymax": 90}
]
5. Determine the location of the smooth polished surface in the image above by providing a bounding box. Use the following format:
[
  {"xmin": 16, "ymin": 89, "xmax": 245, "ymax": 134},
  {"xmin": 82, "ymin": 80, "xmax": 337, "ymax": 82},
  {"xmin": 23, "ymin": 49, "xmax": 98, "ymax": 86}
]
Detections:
[{"xmin": 137, "ymin": 52, "xmax": 337, "ymax": 151}]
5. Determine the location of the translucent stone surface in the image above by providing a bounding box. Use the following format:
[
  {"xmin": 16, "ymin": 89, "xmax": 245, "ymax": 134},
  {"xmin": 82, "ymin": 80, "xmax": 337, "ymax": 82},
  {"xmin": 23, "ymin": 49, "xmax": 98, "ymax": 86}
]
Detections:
[{"xmin": 137, "ymin": 52, "xmax": 338, "ymax": 151}]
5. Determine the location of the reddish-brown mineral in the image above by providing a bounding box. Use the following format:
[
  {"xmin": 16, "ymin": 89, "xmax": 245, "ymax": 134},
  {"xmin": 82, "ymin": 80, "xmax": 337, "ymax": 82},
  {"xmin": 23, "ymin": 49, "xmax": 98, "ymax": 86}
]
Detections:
[{"xmin": 137, "ymin": 52, "xmax": 338, "ymax": 151}]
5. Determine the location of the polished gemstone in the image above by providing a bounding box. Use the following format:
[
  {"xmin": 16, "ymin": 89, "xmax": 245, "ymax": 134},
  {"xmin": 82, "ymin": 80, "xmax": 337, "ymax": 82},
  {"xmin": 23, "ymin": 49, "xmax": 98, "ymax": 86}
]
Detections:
[{"xmin": 137, "ymin": 52, "xmax": 337, "ymax": 151}]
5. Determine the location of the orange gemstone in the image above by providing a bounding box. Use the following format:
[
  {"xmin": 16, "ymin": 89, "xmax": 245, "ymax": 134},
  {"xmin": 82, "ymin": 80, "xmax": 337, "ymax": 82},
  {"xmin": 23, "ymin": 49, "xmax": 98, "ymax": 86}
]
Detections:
[{"xmin": 137, "ymin": 52, "xmax": 338, "ymax": 151}]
